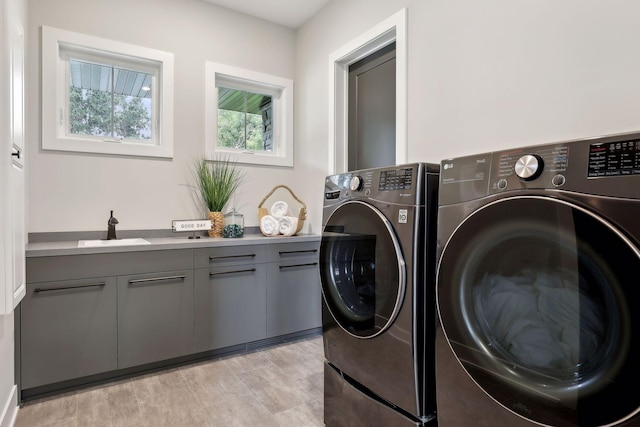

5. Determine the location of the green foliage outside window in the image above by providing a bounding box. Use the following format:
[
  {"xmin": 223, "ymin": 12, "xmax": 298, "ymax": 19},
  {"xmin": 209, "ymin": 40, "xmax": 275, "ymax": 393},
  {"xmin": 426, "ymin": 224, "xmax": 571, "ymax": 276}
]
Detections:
[
  {"xmin": 217, "ymin": 109, "xmax": 264, "ymax": 150},
  {"xmin": 69, "ymin": 87, "xmax": 151, "ymax": 140}
]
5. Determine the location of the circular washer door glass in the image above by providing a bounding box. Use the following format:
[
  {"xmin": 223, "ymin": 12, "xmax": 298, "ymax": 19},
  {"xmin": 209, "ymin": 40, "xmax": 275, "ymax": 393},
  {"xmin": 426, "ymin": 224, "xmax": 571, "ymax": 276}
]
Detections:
[
  {"xmin": 320, "ymin": 200, "xmax": 405, "ymax": 339},
  {"xmin": 438, "ymin": 196, "xmax": 640, "ymax": 426}
]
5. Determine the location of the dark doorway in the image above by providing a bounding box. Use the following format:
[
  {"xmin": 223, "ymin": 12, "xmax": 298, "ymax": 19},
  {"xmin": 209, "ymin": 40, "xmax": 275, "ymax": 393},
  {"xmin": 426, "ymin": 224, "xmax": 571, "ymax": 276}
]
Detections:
[{"xmin": 348, "ymin": 42, "xmax": 396, "ymax": 171}]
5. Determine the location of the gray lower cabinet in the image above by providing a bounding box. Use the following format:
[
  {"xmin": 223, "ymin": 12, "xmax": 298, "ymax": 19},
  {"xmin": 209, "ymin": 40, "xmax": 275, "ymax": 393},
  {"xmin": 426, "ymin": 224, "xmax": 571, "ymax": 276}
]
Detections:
[
  {"xmin": 266, "ymin": 242, "xmax": 321, "ymax": 337},
  {"xmin": 20, "ymin": 240, "xmax": 321, "ymax": 395},
  {"xmin": 21, "ymin": 277, "xmax": 117, "ymax": 389},
  {"xmin": 194, "ymin": 265, "xmax": 267, "ymax": 352},
  {"xmin": 117, "ymin": 270, "xmax": 195, "ymax": 369}
]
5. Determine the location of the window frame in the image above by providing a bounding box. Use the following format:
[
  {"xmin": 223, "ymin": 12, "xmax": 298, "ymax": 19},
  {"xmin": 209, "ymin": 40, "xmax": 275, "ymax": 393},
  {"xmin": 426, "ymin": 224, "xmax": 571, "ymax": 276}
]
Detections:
[
  {"xmin": 41, "ymin": 26, "xmax": 174, "ymax": 158},
  {"xmin": 205, "ymin": 61, "xmax": 294, "ymax": 167}
]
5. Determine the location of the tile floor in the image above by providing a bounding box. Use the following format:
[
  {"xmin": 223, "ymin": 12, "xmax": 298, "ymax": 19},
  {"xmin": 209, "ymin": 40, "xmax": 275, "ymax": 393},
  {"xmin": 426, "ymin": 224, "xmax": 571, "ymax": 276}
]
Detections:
[{"xmin": 15, "ymin": 335, "xmax": 324, "ymax": 427}]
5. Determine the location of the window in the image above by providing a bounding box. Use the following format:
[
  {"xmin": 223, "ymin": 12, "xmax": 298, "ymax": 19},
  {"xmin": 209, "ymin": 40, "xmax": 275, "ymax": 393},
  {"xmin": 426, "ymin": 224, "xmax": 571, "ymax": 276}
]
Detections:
[
  {"xmin": 42, "ymin": 26, "xmax": 174, "ymax": 158},
  {"xmin": 217, "ymin": 87, "xmax": 272, "ymax": 152},
  {"xmin": 67, "ymin": 58, "xmax": 153, "ymax": 142},
  {"xmin": 205, "ymin": 62, "xmax": 293, "ymax": 167}
]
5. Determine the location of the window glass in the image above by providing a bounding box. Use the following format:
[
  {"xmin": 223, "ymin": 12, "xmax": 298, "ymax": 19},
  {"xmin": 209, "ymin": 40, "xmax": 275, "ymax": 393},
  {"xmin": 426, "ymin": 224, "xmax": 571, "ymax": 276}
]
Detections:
[
  {"xmin": 217, "ymin": 87, "xmax": 271, "ymax": 152},
  {"xmin": 68, "ymin": 59, "xmax": 153, "ymax": 142}
]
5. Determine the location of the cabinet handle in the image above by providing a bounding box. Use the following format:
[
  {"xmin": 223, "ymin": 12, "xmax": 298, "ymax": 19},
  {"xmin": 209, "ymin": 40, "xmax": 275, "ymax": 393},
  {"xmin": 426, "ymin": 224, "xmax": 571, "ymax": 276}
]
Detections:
[
  {"xmin": 128, "ymin": 275, "xmax": 186, "ymax": 285},
  {"xmin": 209, "ymin": 254, "xmax": 255, "ymax": 261},
  {"xmin": 34, "ymin": 282, "xmax": 106, "ymax": 293},
  {"xmin": 12, "ymin": 150, "xmax": 21, "ymax": 159},
  {"xmin": 209, "ymin": 268, "xmax": 256, "ymax": 277},
  {"xmin": 279, "ymin": 262, "xmax": 318, "ymax": 270},
  {"xmin": 279, "ymin": 250, "xmax": 318, "ymax": 255}
]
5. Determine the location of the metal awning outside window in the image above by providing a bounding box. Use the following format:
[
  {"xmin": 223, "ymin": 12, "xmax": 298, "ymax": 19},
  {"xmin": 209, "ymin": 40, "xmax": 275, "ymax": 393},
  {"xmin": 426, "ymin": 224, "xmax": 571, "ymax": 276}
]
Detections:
[
  {"xmin": 217, "ymin": 87, "xmax": 271, "ymax": 114},
  {"xmin": 69, "ymin": 59, "xmax": 152, "ymax": 99}
]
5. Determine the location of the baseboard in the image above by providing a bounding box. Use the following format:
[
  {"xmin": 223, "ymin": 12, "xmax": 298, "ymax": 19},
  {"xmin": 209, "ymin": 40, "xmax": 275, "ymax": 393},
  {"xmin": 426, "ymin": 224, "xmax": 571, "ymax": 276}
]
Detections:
[{"xmin": 0, "ymin": 385, "xmax": 18, "ymax": 427}]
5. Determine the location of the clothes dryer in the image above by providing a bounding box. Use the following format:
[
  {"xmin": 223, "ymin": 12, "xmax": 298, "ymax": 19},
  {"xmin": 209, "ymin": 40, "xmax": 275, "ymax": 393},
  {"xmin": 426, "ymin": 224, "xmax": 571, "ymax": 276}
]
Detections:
[
  {"xmin": 436, "ymin": 133, "xmax": 640, "ymax": 426},
  {"xmin": 321, "ymin": 163, "xmax": 439, "ymax": 426}
]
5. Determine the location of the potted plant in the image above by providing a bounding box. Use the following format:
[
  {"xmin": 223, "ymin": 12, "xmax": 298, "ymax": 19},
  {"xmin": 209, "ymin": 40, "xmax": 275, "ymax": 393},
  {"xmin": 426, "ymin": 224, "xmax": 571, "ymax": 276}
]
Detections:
[{"xmin": 191, "ymin": 155, "xmax": 245, "ymax": 237}]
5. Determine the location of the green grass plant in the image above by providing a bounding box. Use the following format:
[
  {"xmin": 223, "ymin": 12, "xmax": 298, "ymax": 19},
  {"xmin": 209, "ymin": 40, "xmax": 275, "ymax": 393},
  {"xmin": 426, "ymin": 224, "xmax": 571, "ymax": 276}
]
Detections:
[{"xmin": 192, "ymin": 155, "xmax": 245, "ymax": 212}]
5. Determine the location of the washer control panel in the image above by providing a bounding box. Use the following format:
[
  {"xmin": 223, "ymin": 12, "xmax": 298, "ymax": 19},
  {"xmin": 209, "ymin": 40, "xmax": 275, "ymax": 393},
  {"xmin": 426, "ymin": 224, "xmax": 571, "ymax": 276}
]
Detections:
[
  {"xmin": 324, "ymin": 164, "xmax": 422, "ymax": 205},
  {"xmin": 378, "ymin": 167, "xmax": 414, "ymax": 191},
  {"xmin": 349, "ymin": 175, "xmax": 364, "ymax": 191}
]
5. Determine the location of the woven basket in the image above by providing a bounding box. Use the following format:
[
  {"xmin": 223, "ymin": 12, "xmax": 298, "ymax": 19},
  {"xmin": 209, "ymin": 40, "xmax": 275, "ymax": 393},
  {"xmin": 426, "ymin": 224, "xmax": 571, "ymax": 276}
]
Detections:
[
  {"xmin": 258, "ymin": 185, "xmax": 307, "ymax": 235},
  {"xmin": 208, "ymin": 211, "xmax": 224, "ymax": 238}
]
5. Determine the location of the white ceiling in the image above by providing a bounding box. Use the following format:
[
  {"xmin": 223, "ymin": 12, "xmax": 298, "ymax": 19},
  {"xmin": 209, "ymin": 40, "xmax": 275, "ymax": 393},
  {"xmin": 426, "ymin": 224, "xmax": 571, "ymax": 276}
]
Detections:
[{"xmin": 202, "ymin": 0, "xmax": 331, "ymax": 29}]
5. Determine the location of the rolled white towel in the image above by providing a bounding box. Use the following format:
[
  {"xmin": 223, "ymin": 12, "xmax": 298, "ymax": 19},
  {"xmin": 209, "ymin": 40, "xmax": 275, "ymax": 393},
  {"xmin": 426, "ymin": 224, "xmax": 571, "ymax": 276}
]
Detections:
[
  {"xmin": 270, "ymin": 201, "xmax": 290, "ymax": 218},
  {"xmin": 278, "ymin": 216, "xmax": 298, "ymax": 236},
  {"xmin": 260, "ymin": 215, "xmax": 280, "ymax": 236}
]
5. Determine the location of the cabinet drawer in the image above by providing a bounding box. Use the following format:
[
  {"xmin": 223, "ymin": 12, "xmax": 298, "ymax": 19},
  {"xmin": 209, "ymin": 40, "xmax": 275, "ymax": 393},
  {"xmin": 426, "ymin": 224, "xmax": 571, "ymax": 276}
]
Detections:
[
  {"xmin": 266, "ymin": 241, "xmax": 320, "ymax": 263},
  {"xmin": 27, "ymin": 249, "xmax": 194, "ymax": 283},
  {"xmin": 194, "ymin": 265, "xmax": 267, "ymax": 352},
  {"xmin": 194, "ymin": 245, "xmax": 266, "ymax": 269},
  {"xmin": 117, "ymin": 270, "xmax": 194, "ymax": 368},
  {"xmin": 21, "ymin": 277, "xmax": 117, "ymax": 388}
]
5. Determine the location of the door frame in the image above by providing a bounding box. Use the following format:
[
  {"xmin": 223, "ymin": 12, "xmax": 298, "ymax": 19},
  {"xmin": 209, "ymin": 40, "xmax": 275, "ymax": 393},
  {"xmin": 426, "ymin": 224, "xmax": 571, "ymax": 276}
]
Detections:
[{"xmin": 328, "ymin": 9, "xmax": 407, "ymax": 174}]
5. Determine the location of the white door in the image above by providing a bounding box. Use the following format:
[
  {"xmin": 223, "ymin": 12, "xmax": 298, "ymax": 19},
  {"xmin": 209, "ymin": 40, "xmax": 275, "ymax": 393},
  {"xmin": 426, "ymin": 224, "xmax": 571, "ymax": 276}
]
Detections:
[{"xmin": 2, "ymin": 8, "xmax": 26, "ymax": 313}]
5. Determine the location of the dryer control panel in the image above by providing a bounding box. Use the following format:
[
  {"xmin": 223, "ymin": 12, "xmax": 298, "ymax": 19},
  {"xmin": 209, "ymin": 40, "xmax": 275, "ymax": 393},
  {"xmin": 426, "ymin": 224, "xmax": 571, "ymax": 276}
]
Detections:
[
  {"xmin": 587, "ymin": 139, "xmax": 640, "ymax": 178},
  {"xmin": 440, "ymin": 131, "xmax": 640, "ymax": 205},
  {"xmin": 491, "ymin": 144, "xmax": 570, "ymax": 193}
]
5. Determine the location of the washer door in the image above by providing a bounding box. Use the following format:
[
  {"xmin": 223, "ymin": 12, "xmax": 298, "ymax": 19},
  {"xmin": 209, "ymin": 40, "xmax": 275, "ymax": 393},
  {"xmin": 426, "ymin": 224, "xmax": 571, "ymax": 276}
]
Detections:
[
  {"xmin": 320, "ymin": 200, "xmax": 406, "ymax": 339},
  {"xmin": 438, "ymin": 196, "xmax": 640, "ymax": 426}
]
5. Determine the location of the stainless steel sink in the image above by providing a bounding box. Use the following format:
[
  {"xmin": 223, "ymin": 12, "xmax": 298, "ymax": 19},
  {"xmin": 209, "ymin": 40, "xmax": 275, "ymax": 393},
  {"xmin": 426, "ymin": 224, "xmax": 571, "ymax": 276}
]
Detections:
[{"xmin": 77, "ymin": 238, "xmax": 150, "ymax": 248}]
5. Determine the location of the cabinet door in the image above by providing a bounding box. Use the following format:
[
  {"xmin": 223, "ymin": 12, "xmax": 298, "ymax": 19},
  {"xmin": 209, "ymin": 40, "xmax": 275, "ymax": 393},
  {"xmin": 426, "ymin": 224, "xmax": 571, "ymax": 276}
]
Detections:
[
  {"xmin": 21, "ymin": 277, "xmax": 117, "ymax": 389},
  {"xmin": 194, "ymin": 265, "xmax": 266, "ymax": 352},
  {"xmin": 267, "ymin": 258, "xmax": 321, "ymax": 338},
  {"xmin": 117, "ymin": 270, "xmax": 194, "ymax": 369}
]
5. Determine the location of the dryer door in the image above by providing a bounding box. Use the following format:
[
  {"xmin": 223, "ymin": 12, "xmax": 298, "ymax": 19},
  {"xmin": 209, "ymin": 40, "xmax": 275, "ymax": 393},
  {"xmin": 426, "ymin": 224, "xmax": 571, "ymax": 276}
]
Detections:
[
  {"xmin": 437, "ymin": 196, "xmax": 640, "ymax": 426},
  {"xmin": 320, "ymin": 200, "xmax": 406, "ymax": 339}
]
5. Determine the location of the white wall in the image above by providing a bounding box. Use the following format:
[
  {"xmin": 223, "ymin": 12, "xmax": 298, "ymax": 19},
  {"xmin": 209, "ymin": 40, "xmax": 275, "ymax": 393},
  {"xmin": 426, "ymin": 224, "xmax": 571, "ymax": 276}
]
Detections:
[
  {"xmin": 27, "ymin": 0, "xmax": 640, "ymax": 235},
  {"xmin": 297, "ymin": 0, "xmax": 640, "ymax": 231},
  {"xmin": 27, "ymin": 0, "xmax": 313, "ymax": 233},
  {"xmin": 410, "ymin": 0, "xmax": 640, "ymax": 161}
]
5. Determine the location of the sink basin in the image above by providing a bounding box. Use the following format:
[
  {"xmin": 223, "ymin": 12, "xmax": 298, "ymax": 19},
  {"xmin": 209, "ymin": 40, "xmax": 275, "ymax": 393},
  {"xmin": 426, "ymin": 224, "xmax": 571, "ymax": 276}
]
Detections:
[{"xmin": 78, "ymin": 238, "xmax": 151, "ymax": 248}]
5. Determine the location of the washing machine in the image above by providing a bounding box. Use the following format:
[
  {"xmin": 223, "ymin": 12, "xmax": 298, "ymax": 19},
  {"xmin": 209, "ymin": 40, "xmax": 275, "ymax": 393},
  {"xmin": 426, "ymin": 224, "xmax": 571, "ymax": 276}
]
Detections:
[
  {"xmin": 435, "ymin": 132, "xmax": 640, "ymax": 426},
  {"xmin": 320, "ymin": 163, "xmax": 439, "ymax": 426}
]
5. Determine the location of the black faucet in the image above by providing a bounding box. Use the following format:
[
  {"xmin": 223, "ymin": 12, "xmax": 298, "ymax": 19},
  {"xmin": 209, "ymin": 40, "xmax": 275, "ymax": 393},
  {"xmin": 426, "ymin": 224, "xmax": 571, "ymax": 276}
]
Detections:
[{"xmin": 107, "ymin": 210, "xmax": 119, "ymax": 240}]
